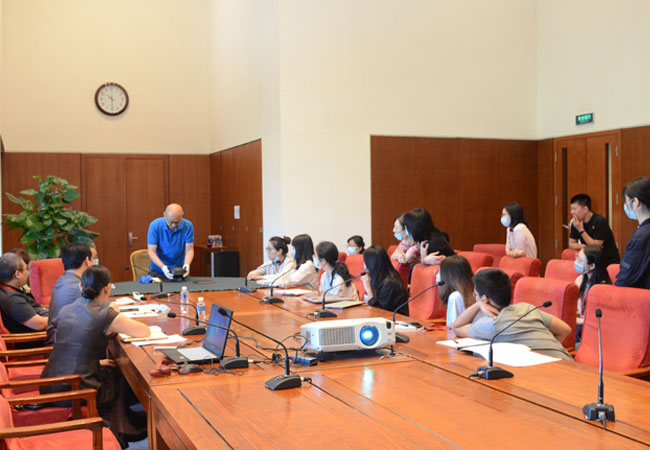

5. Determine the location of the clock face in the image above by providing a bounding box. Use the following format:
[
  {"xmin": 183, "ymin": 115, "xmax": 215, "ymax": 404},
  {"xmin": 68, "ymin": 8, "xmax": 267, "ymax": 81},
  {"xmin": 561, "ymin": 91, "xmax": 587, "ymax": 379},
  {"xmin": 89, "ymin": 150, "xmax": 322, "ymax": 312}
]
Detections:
[{"xmin": 95, "ymin": 82, "xmax": 129, "ymax": 116}]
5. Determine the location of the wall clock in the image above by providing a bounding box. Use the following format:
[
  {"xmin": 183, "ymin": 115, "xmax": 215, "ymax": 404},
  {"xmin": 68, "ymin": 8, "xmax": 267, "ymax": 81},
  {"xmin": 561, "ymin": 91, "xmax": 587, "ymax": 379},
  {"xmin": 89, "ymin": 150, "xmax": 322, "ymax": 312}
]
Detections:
[{"xmin": 95, "ymin": 82, "xmax": 129, "ymax": 116}]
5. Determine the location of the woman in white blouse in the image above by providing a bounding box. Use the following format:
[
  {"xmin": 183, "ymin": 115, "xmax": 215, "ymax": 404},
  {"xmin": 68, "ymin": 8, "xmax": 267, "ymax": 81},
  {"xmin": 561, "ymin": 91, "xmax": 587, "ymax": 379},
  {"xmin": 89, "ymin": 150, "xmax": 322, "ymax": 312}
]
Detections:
[
  {"xmin": 501, "ymin": 202, "xmax": 537, "ymax": 258},
  {"xmin": 280, "ymin": 234, "xmax": 319, "ymax": 290},
  {"xmin": 247, "ymin": 236, "xmax": 296, "ymax": 285},
  {"xmin": 437, "ymin": 255, "xmax": 476, "ymax": 327},
  {"xmin": 314, "ymin": 241, "xmax": 359, "ymax": 300}
]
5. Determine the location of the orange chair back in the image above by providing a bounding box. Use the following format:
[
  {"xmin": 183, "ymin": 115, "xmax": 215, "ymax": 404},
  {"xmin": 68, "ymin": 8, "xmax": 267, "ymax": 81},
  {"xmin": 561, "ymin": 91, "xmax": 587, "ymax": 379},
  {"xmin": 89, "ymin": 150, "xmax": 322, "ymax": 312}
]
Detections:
[
  {"xmin": 457, "ymin": 251, "xmax": 494, "ymax": 273},
  {"xmin": 472, "ymin": 243, "xmax": 506, "ymax": 267},
  {"xmin": 512, "ymin": 277, "xmax": 578, "ymax": 348},
  {"xmin": 29, "ymin": 258, "xmax": 65, "ymax": 306},
  {"xmin": 391, "ymin": 259, "xmax": 410, "ymax": 288},
  {"xmin": 337, "ymin": 252, "xmax": 347, "ymax": 263},
  {"xmin": 387, "ymin": 245, "xmax": 398, "ymax": 258},
  {"xmin": 345, "ymin": 254, "xmax": 365, "ymax": 299},
  {"xmin": 561, "ymin": 248, "xmax": 578, "ymax": 260},
  {"xmin": 575, "ymin": 285, "xmax": 650, "ymax": 372},
  {"xmin": 499, "ymin": 256, "xmax": 542, "ymax": 277},
  {"xmin": 607, "ymin": 264, "xmax": 620, "ymax": 284},
  {"xmin": 408, "ymin": 264, "xmax": 445, "ymax": 320},
  {"xmin": 544, "ymin": 259, "xmax": 579, "ymax": 283},
  {"xmin": 0, "ymin": 312, "xmax": 10, "ymax": 335}
]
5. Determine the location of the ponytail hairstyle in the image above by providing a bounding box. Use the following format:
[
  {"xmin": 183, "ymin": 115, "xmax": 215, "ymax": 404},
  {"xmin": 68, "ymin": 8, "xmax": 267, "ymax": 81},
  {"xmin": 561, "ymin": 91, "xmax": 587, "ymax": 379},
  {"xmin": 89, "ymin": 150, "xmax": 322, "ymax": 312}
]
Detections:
[
  {"xmin": 291, "ymin": 234, "xmax": 315, "ymax": 270},
  {"xmin": 503, "ymin": 202, "xmax": 529, "ymax": 230},
  {"xmin": 81, "ymin": 266, "xmax": 112, "ymax": 300},
  {"xmin": 315, "ymin": 241, "xmax": 353, "ymax": 287},
  {"xmin": 269, "ymin": 236, "xmax": 291, "ymax": 256}
]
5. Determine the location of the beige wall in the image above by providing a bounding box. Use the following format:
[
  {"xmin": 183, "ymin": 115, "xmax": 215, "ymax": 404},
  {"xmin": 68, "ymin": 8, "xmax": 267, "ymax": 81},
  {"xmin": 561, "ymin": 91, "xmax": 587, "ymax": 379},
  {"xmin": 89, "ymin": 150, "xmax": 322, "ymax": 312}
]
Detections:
[
  {"xmin": 537, "ymin": 0, "xmax": 650, "ymax": 138},
  {"xmin": 1, "ymin": 0, "xmax": 211, "ymax": 154}
]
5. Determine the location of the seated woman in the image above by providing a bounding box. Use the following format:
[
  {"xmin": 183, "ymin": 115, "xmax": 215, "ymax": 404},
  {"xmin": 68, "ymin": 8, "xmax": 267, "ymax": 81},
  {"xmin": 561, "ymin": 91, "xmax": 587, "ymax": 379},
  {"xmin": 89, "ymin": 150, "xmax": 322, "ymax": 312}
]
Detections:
[
  {"xmin": 502, "ymin": 202, "xmax": 537, "ymax": 258},
  {"xmin": 616, "ymin": 176, "xmax": 650, "ymax": 289},
  {"xmin": 438, "ymin": 255, "xmax": 475, "ymax": 327},
  {"xmin": 280, "ymin": 234, "xmax": 319, "ymax": 291},
  {"xmin": 361, "ymin": 245, "xmax": 409, "ymax": 316},
  {"xmin": 574, "ymin": 245, "xmax": 612, "ymax": 332},
  {"xmin": 346, "ymin": 235, "xmax": 366, "ymax": 255},
  {"xmin": 41, "ymin": 266, "xmax": 150, "ymax": 436},
  {"xmin": 314, "ymin": 241, "xmax": 359, "ymax": 300},
  {"xmin": 247, "ymin": 236, "xmax": 296, "ymax": 285},
  {"xmin": 390, "ymin": 214, "xmax": 418, "ymax": 264},
  {"xmin": 402, "ymin": 208, "xmax": 452, "ymax": 266}
]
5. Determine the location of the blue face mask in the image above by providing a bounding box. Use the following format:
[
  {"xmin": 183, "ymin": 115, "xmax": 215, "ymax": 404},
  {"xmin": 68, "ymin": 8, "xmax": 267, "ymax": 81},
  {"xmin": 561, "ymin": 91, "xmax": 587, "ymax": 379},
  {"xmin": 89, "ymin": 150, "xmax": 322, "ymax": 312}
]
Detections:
[
  {"xmin": 624, "ymin": 202, "xmax": 636, "ymax": 220},
  {"xmin": 574, "ymin": 261, "xmax": 586, "ymax": 274},
  {"xmin": 404, "ymin": 228, "xmax": 412, "ymax": 239},
  {"xmin": 346, "ymin": 246, "xmax": 357, "ymax": 255},
  {"xmin": 394, "ymin": 232, "xmax": 403, "ymax": 241},
  {"xmin": 501, "ymin": 216, "xmax": 511, "ymax": 227},
  {"xmin": 273, "ymin": 256, "xmax": 280, "ymax": 263},
  {"xmin": 313, "ymin": 256, "xmax": 321, "ymax": 269}
]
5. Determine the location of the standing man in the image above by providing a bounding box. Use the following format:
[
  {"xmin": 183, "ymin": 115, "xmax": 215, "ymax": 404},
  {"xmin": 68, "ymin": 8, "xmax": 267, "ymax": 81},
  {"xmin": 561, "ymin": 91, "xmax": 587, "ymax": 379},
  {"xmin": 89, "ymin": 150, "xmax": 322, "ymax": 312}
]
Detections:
[
  {"xmin": 147, "ymin": 203, "xmax": 194, "ymax": 279},
  {"xmin": 568, "ymin": 194, "xmax": 620, "ymax": 267}
]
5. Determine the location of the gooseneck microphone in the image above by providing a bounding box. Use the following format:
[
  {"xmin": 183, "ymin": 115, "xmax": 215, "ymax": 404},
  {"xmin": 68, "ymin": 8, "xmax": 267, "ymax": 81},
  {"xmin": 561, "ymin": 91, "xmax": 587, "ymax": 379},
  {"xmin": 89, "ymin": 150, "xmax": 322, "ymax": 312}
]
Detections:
[
  {"xmin": 262, "ymin": 270, "xmax": 293, "ymax": 304},
  {"xmin": 583, "ymin": 308, "xmax": 615, "ymax": 426},
  {"xmin": 217, "ymin": 307, "xmax": 302, "ymax": 390},
  {"xmin": 152, "ymin": 298, "xmax": 204, "ymax": 335},
  {"xmin": 314, "ymin": 272, "xmax": 366, "ymax": 319},
  {"xmin": 472, "ymin": 301, "xmax": 552, "ymax": 380},
  {"xmin": 240, "ymin": 261, "xmax": 273, "ymax": 293},
  {"xmin": 389, "ymin": 280, "xmax": 445, "ymax": 349},
  {"xmin": 167, "ymin": 312, "xmax": 248, "ymax": 369}
]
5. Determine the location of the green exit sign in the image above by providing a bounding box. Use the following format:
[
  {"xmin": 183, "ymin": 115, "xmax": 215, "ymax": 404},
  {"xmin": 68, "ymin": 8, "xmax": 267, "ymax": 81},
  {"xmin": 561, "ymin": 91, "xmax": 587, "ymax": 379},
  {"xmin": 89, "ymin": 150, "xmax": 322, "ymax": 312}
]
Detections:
[{"xmin": 576, "ymin": 113, "xmax": 594, "ymax": 125}]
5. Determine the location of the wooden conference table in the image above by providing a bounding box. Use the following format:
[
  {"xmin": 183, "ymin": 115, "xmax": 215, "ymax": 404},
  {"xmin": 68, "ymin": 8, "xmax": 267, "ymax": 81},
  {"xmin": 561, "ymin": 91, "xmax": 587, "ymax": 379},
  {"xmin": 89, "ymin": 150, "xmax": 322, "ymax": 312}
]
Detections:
[{"xmin": 108, "ymin": 287, "xmax": 650, "ymax": 449}]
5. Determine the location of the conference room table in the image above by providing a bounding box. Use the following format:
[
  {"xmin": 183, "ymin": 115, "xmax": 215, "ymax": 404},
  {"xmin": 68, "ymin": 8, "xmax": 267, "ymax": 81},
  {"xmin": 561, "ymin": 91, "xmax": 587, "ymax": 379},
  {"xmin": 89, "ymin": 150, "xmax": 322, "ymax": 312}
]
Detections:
[{"xmin": 109, "ymin": 285, "xmax": 650, "ymax": 449}]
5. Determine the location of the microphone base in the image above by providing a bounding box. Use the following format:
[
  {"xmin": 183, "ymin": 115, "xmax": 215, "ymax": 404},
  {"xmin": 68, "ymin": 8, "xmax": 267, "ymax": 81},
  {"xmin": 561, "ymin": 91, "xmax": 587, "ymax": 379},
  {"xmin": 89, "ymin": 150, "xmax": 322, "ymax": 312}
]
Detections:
[
  {"xmin": 220, "ymin": 356, "xmax": 249, "ymax": 370},
  {"xmin": 583, "ymin": 403, "xmax": 616, "ymax": 421},
  {"xmin": 239, "ymin": 286, "xmax": 256, "ymax": 293},
  {"xmin": 395, "ymin": 332, "xmax": 410, "ymax": 343},
  {"xmin": 182, "ymin": 325, "xmax": 206, "ymax": 336},
  {"xmin": 313, "ymin": 309, "xmax": 337, "ymax": 318},
  {"xmin": 261, "ymin": 296, "xmax": 284, "ymax": 304},
  {"xmin": 265, "ymin": 373, "xmax": 302, "ymax": 391},
  {"xmin": 476, "ymin": 365, "xmax": 514, "ymax": 380}
]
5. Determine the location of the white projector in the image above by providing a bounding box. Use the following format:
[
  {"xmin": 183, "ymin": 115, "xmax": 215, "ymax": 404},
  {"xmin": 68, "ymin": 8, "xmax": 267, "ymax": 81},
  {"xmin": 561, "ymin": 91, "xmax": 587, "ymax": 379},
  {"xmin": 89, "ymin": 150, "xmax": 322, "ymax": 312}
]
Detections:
[{"xmin": 300, "ymin": 318, "xmax": 396, "ymax": 352}]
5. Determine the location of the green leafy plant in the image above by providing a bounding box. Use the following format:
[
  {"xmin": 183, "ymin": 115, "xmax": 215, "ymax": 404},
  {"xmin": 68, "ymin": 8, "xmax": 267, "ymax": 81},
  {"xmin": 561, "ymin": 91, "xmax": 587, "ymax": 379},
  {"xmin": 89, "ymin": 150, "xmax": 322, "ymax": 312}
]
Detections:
[{"xmin": 3, "ymin": 175, "xmax": 99, "ymax": 260}]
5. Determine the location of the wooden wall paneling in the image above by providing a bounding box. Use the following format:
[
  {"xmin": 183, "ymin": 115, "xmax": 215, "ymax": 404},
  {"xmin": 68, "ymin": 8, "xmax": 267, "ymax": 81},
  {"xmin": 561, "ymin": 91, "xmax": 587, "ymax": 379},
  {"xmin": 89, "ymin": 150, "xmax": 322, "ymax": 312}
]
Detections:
[
  {"xmin": 585, "ymin": 136, "xmax": 608, "ymax": 218},
  {"xmin": 81, "ymin": 155, "xmax": 129, "ymax": 282},
  {"xmin": 608, "ymin": 131, "xmax": 622, "ymax": 252},
  {"xmin": 537, "ymin": 139, "xmax": 555, "ymax": 270},
  {"xmin": 1, "ymin": 153, "xmax": 81, "ymax": 252},
  {"xmin": 370, "ymin": 136, "xmax": 416, "ymax": 250},
  {"xmin": 412, "ymin": 137, "xmax": 459, "ymax": 248},
  {"xmin": 218, "ymin": 148, "xmax": 237, "ymax": 263},
  {"xmin": 209, "ymin": 152, "xmax": 222, "ymax": 238},
  {"xmin": 457, "ymin": 139, "xmax": 502, "ymax": 251},
  {"xmin": 243, "ymin": 140, "xmax": 263, "ymax": 276},
  {"xmin": 621, "ymin": 125, "xmax": 650, "ymax": 252},
  {"xmin": 169, "ymin": 155, "xmax": 211, "ymax": 247},
  {"xmin": 565, "ymin": 139, "xmax": 588, "ymax": 207}
]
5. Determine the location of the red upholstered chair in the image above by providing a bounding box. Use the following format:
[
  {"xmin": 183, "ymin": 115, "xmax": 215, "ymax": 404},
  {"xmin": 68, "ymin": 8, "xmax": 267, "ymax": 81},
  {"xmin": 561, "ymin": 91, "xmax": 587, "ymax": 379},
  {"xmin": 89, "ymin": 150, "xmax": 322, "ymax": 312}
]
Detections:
[
  {"xmin": 457, "ymin": 251, "xmax": 494, "ymax": 273},
  {"xmin": 387, "ymin": 245, "xmax": 398, "ymax": 258},
  {"xmin": 0, "ymin": 337, "xmax": 50, "ymax": 393},
  {"xmin": 472, "ymin": 244, "xmax": 506, "ymax": 267},
  {"xmin": 345, "ymin": 254, "xmax": 366, "ymax": 299},
  {"xmin": 408, "ymin": 264, "xmax": 445, "ymax": 321},
  {"xmin": 476, "ymin": 267, "xmax": 525, "ymax": 298},
  {"xmin": 29, "ymin": 258, "xmax": 65, "ymax": 306},
  {"xmin": 391, "ymin": 260, "xmax": 410, "ymax": 289},
  {"xmin": 337, "ymin": 252, "xmax": 347, "ymax": 263},
  {"xmin": 607, "ymin": 264, "xmax": 620, "ymax": 284},
  {"xmin": 512, "ymin": 277, "xmax": 578, "ymax": 349},
  {"xmin": 544, "ymin": 259, "xmax": 579, "ymax": 283},
  {"xmin": 499, "ymin": 256, "xmax": 542, "ymax": 277},
  {"xmin": 561, "ymin": 248, "xmax": 578, "ymax": 260},
  {"xmin": 575, "ymin": 285, "xmax": 650, "ymax": 377}
]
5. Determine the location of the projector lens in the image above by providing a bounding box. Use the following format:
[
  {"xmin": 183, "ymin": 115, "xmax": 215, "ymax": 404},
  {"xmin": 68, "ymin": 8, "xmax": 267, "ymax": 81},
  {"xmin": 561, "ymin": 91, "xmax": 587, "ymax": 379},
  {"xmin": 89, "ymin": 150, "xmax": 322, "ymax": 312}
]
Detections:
[{"xmin": 359, "ymin": 325, "xmax": 379, "ymax": 346}]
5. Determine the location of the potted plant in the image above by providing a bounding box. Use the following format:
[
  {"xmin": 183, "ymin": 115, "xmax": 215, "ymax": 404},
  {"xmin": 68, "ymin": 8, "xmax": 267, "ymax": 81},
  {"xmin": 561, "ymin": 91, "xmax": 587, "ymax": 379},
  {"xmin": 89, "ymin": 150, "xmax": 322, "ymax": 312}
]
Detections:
[{"xmin": 3, "ymin": 175, "xmax": 99, "ymax": 260}]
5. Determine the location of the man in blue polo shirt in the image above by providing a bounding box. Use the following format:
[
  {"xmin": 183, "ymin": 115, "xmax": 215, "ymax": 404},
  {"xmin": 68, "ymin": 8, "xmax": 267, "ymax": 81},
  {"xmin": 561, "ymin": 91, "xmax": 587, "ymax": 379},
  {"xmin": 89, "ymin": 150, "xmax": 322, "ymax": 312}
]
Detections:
[{"xmin": 147, "ymin": 203, "xmax": 194, "ymax": 279}]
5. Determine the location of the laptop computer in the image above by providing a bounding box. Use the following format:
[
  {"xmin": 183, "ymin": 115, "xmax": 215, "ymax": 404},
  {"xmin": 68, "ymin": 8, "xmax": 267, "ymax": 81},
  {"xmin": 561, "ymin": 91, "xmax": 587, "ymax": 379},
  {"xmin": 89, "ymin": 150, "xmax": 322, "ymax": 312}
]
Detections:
[{"xmin": 162, "ymin": 304, "xmax": 232, "ymax": 364}]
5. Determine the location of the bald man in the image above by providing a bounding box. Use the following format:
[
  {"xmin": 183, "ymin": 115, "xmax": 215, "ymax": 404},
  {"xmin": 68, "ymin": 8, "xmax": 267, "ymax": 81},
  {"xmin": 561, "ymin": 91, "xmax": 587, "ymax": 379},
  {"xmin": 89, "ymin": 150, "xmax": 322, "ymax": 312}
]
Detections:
[{"xmin": 147, "ymin": 203, "xmax": 194, "ymax": 279}]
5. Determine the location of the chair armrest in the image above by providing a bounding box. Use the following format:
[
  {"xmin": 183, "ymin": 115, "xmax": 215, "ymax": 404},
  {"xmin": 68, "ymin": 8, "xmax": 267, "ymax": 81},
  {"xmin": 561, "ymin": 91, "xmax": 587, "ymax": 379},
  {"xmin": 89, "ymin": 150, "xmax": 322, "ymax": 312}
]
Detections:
[
  {"xmin": 0, "ymin": 417, "xmax": 105, "ymax": 447},
  {"xmin": 622, "ymin": 366, "xmax": 650, "ymax": 380},
  {"xmin": 3, "ymin": 359, "xmax": 48, "ymax": 368},
  {"xmin": 0, "ymin": 346, "xmax": 53, "ymax": 359},
  {"xmin": 0, "ymin": 332, "xmax": 47, "ymax": 342},
  {"xmin": 0, "ymin": 374, "xmax": 82, "ymax": 391},
  {"xmin": 7, "ymin": 388, "xmax": 98, "ymax": 418}
]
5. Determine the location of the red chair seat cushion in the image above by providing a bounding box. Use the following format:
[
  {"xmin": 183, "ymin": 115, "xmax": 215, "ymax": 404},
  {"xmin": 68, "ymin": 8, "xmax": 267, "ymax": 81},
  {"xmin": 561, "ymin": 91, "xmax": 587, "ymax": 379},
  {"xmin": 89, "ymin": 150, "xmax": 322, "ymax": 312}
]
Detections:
[{"xmin": 10, "ymin": 427, "xmax": 121, "ymax": 450}]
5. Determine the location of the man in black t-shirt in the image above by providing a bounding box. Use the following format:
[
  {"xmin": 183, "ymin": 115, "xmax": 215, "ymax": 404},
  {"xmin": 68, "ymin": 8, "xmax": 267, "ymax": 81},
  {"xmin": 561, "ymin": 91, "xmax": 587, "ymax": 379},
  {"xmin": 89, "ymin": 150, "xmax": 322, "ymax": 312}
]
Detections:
[
  {"xmin": 0, "ymin": 253, "xmax": 48, "ymax": 333},
  {"xmin": 568, "ymin": 194, "xmax": 620, "ymax": 267}
]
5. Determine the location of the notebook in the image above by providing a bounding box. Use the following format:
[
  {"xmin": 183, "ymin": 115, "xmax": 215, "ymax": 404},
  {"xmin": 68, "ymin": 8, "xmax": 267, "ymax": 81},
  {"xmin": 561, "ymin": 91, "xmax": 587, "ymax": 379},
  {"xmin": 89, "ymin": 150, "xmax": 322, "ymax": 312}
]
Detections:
[{"xmin": 162, "ymin": 304, "xmax": 232, "ymax": 364}]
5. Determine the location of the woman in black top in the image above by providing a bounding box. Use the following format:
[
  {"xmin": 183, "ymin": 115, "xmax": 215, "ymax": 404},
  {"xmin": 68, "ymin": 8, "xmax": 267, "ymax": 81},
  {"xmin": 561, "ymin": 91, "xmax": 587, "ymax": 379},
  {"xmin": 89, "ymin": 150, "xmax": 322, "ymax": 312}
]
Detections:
[
  {"xmin": 361, "ymin": 245, "xmax": 409, "ymax": 316},
  {"xmin": 616, "ymin": 176, "xmax": 650, "ymax": 289}
]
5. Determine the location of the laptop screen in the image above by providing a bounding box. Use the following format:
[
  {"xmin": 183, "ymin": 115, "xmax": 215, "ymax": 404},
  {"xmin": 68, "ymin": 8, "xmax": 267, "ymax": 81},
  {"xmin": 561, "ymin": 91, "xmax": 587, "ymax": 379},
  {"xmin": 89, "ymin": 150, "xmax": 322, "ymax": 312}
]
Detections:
[{"xmin": 203, "ymin": 304, "xmax": 232, "ymax": 359}]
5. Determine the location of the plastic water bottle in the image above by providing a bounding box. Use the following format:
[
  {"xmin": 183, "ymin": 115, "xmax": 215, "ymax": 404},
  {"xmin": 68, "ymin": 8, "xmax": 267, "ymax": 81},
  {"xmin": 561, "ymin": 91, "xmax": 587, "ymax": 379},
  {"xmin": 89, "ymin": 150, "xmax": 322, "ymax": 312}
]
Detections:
[
  {"xmin": 197, "ymin": 296, "xmax": 206, "ymax": 322},
  {"xmin": 180, "ymin": 286, "xmax": 189, "ymax": 315}
]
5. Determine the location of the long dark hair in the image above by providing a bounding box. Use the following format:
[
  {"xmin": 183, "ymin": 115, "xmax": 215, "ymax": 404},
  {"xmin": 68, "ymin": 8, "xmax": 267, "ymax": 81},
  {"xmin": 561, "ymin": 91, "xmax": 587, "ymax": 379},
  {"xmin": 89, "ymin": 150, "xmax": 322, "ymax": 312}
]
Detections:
[
  {"xmin": 438, "ymin": 255, "xmax": 475, "ymax": 308},
  {"xmin": 504, "ymin": 202, "xmax": 529, "ymax": 230},
  {"xmin": 347, "ymin": 235, "xmax": 365, "ymax": 254},
  {"xmin": 316, "ymin": 241, "xmax": 352, "ymax": 287},
  {"xmin": 269, "ymin": 236, "xmax": 291, "ymax": 256},
  {"xmin": 402, "ymin": 208, "xmax": 448, "ymax": 243},
  {"xmin": 623, "ymin": 176, "xmax": 650, "ymax": 209},
  {"xmin": 81, "ymin": 266, "xmax": 112, "ymax": 300},
  {"xmin": 579, "ymin": 245, "xmax": 612, "ymax": 300},
  {"xmin": 363, "ymin": 245, "xmax": 404, "ymax": 299},
  {"xmin": 291, "ymin": 234, "xmax": 315, "ymax": 269}
]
